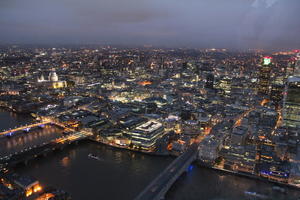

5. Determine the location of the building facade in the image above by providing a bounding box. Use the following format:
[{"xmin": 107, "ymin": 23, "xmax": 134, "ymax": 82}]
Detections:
[
  {"xmin": 283, "ymin": 77, "xmax": 300, "ymax": 129},
  {"xmin": 258, "ymin": 57, "xmax": 273, "ymax": 95}
]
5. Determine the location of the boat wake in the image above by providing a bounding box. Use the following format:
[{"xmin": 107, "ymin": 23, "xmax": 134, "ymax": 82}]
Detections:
[{"xmin": 88, "ymin": 153, "xmax": 104, "ymax": 161}]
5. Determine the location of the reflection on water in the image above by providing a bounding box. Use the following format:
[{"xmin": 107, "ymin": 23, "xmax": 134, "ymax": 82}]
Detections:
[
  {"xmin": 0, "ymin": 109, "xmax": 33, "ymax": 131},
  {"xmin": 61, "ymin": 156, "xmax": 70, "ymax": 168},
  {"xmin": 166, "ymin": 165, "xmax": 300, "ymax": 200},
  {"xmin": 15, "ymin": 142, "xmax": 173, "ymax": 200},
  {"xmin": 0, "ymin": 125, "xmax": 64, "ymax": 157}
]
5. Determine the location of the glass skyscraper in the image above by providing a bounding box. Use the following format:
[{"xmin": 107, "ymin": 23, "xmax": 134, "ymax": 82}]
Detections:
[{"xmin": 283, "ymin": 53, "xmax": 300, "ymax": 129}]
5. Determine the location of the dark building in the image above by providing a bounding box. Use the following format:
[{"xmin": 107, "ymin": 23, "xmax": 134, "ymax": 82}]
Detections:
[
  {"xmin": 206, "ymin": 73, "xmax": 214, "ymax": 89},
  {"xmin": 270, "ymin": 84, "xmax": 284, "ymax": 103}
]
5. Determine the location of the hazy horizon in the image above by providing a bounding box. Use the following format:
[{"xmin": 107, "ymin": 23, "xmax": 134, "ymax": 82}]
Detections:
[{"xmin": 1, "ymin": 0, "xmax": 300, "ymax": 50}]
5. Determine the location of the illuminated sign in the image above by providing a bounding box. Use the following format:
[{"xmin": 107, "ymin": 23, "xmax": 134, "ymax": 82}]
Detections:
[{"xmin": 263, "ymin": 57, "xmax": 272, "ymax": 65}]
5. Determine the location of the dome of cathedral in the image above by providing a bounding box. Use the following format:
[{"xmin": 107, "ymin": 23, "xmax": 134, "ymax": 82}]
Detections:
[{"xmin": 49, "ymin": 69, "xmax": 59, "ymax": 82}]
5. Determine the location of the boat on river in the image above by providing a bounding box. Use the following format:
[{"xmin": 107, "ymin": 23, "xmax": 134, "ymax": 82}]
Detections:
[
  {"xmin": 244, "ymin": 191, "xmax": 269, "ymax": 199},
  {"xmin": 88, "ymin": 153, "xmax": 103, "ymax": 161}
]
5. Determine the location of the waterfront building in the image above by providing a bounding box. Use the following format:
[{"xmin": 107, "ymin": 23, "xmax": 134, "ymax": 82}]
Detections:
[
  {"xmin": 198, "ymin": 135, "xmax": 221, "ymax": 165},
  {"xmin": 12, "ymin": 175, "xmax": 42, "ymax": 197},
  {"xmin": 221, "ymin": 145, "xmax": 256, "ymax": 174},
  {"xmin": 127, "ymin": 120, "xmax": 165, "ymax": 151},
  {"xmin": 259, "ymin": 143, "xmax": 277, "ymax": 164}
]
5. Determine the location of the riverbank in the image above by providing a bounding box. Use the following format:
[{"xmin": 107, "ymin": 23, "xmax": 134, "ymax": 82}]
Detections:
[
  {"xmin": 90, "ymin": 138, "xmax": 171, "ymax": 156},
  {"xmin": 196, "ymin": 162, "xmax": 300, "ymax": 192}
]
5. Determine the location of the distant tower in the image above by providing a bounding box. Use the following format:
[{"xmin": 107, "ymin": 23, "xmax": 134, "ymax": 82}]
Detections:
[
  {"xmin": 258, "ymin": 56, "xmax": 272, "ymax": 95},
  {"xmin": 160, "ymin": 56, "xmax": 164, "ymax": 69},
  {"xmin": 48, "ymin": 68, "xmax": 59, "ymax": 82},
  {"xmin": 205, "ymin": 73, "xmax": 214, "ymax": 89},
  {"xmin": 294, "ymin": 53, "xmax": 300, "ymax": 77}
]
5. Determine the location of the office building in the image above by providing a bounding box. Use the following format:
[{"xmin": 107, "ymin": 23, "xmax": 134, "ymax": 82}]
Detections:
[{"xmin": 258, "ymin": 57, "xmax": 272, "ymax": 95}]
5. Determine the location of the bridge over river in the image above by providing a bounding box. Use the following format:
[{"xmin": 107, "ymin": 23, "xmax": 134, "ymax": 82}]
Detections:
[{"xmin": 135, "ymin": 143, "xmax": 199, "ymax": 200}]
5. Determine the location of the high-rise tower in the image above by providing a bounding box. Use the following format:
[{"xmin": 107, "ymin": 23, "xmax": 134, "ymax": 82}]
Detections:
[
  {"xmin": 205, "ymin": 73, "xmax": 214, "ymax": 89},
  {"xmin": 258, "ymin": 56, "xmax": 272, "ymax": 95},
  {"xmin": 283, "ymin": 77, "xmax": 300, "ymax": 129},
  {"xmin": 283, "ymin": 54, "xmax": 300, "ymax": 130},
  {"xmin": 294, "ymin": 52, "xmax": 300, "ymax": 77}
]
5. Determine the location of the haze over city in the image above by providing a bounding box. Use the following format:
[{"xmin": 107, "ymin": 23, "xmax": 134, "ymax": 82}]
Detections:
[{"xmin": 1, "ymin": 0, "xmax": 300, "ymax": 49}]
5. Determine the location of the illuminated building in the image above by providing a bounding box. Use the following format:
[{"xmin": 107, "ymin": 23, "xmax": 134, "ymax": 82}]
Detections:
[
  {"xmin": 283, "ymin": 76, "xmax": 300, "ymax": 129},
  {"xmin": 270, "ymin": 76, "xmax": 285, "ymax": 103},
  {"xmin": 138, "ymin": 81, "xmax": 152, "ymax": 86},
  {"xmin": 294, "ymin": 52, "xmax": 300, "ymax": 76},
  {"xmin": 51, "ymin": 81, "xmax": 67, "ymax": 89},
  {"xmin": 217, "ymin": 76, "xmax": 231, "ymax": 97},
  {"xmin": 127, "ymin": 120, "xmax": 165, "ymax": 151},
  {"xmin": 37, "ymin": 74, "xmax": 45, "ymax": 82},
  {"xmin": 286, "ymin": 62, "xmax": 295, "ymax": 78},
  {"xmin": 260, "ymin": 163, "xmax": 290, "ymax": 183},
  {"xmin": 258, "ymin": 57, "xmax": 272, "ymax": 95},
  {"xmin": 221, "ymin": 145, "xmax": 256, "ymax": 174},
  {"xmin": 181, "ymin": 120, "xmax": 201, "ymax": 136},
  {"xmin": 286, "ymin": 53, "xmax": 300, "ymax": 78},
  {"xmin": 37, "ymin": 68, "xmax": 67, "ymax": 89},
  {"xmin": 48, "ymin": 68, "xmax": 59, "ymax": 82},
  {"xmin": 283, "ymin": 53, "xmax": 300, "ymax": 129},
  {"xmin": 13, "ymin": 176, "xmax": 42, "ymax": 197}
]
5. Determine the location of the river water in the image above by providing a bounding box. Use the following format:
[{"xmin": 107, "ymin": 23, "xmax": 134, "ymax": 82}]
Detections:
[{"xmin": 1, "ymin": 108, "xmax": 300, "ymax": 200}]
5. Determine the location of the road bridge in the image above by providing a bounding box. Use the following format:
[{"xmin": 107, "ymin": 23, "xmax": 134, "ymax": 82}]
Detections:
[
  {"xmin": 135, "ymin": 143, "xmax": 199, "ymax": 200},
  {"xmin": 0, "ymin": 131, "xmax": 91, "ymax": 169},
  {"xmin": 0, "ymin": 122, "xmax": 52, "ymax": 137}
]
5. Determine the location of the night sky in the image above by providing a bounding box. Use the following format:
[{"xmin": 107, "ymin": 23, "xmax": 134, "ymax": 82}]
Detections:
[{"xmin": 1, "ymin": 0, "xmax": 300, "ymax": 49}]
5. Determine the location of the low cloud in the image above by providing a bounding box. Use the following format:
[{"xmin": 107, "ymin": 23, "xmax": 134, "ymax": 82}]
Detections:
[{"xmin": 0, "ymin": 0, "xmax": 299, "ymax": 49}]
